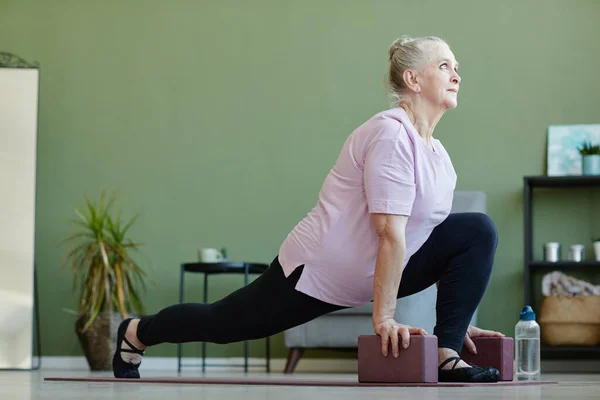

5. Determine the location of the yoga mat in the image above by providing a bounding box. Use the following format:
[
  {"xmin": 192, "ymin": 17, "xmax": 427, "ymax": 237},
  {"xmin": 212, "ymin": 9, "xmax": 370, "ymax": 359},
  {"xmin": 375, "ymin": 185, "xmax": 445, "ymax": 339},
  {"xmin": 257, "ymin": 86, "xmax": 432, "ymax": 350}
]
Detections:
[{"xmin": 44, "ymin": 376, "xmax": 557, "ymax": 387}]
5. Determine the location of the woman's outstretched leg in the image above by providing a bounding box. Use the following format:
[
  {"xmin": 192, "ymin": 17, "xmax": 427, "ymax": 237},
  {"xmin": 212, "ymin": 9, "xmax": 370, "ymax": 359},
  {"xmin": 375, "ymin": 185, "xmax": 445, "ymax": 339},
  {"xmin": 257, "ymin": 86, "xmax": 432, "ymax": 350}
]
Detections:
[
  {"xmin": 113, "ymin": 257, "xmax": 346, "ymax": 378},
  {"xmin": 395, "ymin": 212, "xmax": 499, "ymax": 379}
]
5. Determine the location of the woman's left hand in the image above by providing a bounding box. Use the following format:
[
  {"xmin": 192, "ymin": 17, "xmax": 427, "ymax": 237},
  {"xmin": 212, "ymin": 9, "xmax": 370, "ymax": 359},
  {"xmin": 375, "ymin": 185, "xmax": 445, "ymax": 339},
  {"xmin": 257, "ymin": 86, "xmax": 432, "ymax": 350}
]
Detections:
[{"xmin": 463, "ymin": 325, "xmax": 505, "ymax": 355}]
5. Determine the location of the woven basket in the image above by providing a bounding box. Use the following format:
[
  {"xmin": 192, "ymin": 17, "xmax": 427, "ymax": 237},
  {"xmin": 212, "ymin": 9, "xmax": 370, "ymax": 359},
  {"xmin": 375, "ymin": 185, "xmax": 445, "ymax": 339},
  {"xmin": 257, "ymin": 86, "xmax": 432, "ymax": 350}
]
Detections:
[{"xmin": 538, "ymin": 295, "xmax": 600, "ymax": 346}]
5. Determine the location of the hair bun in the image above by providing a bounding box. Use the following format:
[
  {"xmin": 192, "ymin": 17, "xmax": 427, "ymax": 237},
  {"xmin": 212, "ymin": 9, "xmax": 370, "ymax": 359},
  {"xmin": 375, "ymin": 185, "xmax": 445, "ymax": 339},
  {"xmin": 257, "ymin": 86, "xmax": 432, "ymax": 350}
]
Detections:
[{"xmin": 388, "ymin": 35, "xmax": 413, "ymax": 60}]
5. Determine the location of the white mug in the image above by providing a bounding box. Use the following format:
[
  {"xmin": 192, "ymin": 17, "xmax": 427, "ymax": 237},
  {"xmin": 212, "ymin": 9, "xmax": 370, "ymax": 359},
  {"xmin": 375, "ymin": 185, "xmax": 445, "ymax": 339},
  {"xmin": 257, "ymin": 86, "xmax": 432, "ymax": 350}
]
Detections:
[{"xmin": 199, "ymin": 248, "xmax": 224, "ymax": 263}]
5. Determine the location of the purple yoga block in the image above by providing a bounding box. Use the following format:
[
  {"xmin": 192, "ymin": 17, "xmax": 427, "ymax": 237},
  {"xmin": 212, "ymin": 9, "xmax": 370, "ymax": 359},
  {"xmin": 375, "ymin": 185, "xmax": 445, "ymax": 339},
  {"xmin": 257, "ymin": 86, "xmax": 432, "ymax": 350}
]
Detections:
[
  {"xmin": 358, "ymin": 335, "xmax": 438, "ymax": 383},
  {"xmin": 460, "ymin": 337, "xmax": 514, "ymax": 381}
]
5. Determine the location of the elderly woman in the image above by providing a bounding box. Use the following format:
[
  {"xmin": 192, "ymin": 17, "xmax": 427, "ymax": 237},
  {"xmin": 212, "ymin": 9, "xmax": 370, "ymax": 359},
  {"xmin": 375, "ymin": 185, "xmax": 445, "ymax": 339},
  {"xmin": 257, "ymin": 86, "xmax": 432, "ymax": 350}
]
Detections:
[{"xmin": 113, "ymin": 35, "xmax": 503, "ymax": 383}]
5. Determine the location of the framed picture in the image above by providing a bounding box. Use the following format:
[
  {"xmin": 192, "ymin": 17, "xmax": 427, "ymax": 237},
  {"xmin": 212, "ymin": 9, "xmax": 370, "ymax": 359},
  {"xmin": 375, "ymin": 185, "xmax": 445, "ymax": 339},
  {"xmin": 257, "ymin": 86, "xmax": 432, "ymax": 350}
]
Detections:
[{"xmin": 547, "ymin": 124, "xmax": 600, "ymax": 176}]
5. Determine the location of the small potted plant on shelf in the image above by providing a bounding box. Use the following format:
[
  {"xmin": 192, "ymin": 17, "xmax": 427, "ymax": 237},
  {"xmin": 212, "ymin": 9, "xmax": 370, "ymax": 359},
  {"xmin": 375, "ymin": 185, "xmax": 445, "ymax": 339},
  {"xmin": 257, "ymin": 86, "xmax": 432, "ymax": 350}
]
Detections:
[
  {"xmin": 60, "ymin": 191, "xmax": 148, "ymax": 370},
  {"xmin": 577, "ymin": 140, "xmax": 600, "ymax": 175},
  {"xmin": 594, "ymin": 237, "xmax": 600, "ymax": 262}
]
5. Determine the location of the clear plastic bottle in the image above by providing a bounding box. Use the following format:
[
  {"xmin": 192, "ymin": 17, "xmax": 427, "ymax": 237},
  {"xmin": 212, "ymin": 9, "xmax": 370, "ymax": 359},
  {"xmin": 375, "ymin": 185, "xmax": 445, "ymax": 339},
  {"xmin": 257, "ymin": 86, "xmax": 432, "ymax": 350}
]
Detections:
[{"xmin": 515, "ymin": 305, "xmax": 541, "ymax": 381}]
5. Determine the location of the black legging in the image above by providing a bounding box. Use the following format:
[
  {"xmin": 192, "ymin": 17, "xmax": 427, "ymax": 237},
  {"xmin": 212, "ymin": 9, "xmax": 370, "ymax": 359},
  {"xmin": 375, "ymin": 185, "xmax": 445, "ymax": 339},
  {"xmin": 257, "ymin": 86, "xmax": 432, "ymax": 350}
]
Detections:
[{"xmin": 137, "ymin": 212, "xmax": 498, "ymax": 353}]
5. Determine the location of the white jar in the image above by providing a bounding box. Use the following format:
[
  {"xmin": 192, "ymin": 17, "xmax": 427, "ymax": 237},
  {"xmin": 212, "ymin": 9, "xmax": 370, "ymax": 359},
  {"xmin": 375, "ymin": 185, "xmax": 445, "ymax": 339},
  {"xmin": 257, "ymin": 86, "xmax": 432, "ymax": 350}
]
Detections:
[{"xmin": 569, "ymin": 244, "xmax": 585, "ymax": 262}]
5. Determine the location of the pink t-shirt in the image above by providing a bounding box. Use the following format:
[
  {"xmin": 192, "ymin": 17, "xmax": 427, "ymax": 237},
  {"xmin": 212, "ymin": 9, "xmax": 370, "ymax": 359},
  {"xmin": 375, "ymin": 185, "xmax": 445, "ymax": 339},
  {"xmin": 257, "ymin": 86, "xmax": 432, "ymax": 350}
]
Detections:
[{"xmin": 278, "ymin": 107, "xmax": 457, "ymax": 307}]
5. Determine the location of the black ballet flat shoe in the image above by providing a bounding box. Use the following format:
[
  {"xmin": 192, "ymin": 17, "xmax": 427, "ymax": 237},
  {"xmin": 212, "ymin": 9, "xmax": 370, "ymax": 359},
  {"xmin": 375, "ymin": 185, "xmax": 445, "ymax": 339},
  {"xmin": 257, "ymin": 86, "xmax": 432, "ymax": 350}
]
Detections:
[
  {"xmin": 438, "ymin": 356, "xmax": 500, "ymax": 383},
  {"xmin": 112, "ymin": 318, "xmax": 145, "ymax": 379}
]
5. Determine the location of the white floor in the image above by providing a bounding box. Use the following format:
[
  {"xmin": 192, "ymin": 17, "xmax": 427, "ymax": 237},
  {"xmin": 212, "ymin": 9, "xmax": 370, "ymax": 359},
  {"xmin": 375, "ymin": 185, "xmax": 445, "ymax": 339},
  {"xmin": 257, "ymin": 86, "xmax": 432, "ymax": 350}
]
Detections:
[{"xmin": 1, "ymin": 369, "xmax": 599, "ymax": 400}]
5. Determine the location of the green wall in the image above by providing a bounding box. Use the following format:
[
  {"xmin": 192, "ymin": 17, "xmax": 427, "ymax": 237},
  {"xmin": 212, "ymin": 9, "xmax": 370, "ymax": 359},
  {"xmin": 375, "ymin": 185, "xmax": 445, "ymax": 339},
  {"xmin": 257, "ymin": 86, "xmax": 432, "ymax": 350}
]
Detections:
[{"xmin": 1, "ymin": 0, "xmax": 599, "ymax": 362}]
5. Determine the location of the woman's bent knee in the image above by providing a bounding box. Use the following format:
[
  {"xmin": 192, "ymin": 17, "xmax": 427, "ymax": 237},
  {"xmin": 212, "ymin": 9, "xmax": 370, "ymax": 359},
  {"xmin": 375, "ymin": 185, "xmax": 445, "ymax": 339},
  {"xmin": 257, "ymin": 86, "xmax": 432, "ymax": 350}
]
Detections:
[
  {"xmin": 464, "ymin": 213, "xmax": 498, "ymax": 277},
  {"xmin": 473, "ymin": 212, "xmax": 498, "ymax": 242},
  {"xmin": 455, "ymin": 212, "xmax": 498, "ymax": 247}
]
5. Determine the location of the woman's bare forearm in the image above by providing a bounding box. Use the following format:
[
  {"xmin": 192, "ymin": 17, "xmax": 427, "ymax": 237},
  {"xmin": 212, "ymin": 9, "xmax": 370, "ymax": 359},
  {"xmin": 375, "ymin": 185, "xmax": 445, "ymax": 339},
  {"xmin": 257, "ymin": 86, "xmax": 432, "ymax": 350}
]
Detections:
[{"xmin": 372, "ymin": 235, "xmax": 406, "ymax": 328}]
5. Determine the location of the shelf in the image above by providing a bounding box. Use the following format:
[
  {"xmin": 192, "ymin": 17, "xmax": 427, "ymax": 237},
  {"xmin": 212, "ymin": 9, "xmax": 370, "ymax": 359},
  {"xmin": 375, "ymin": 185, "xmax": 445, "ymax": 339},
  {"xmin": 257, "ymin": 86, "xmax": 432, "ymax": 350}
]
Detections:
[
  {"xmin": 524, "ymin": 175, "xmax": 600, "ymax": 360},
  {"xmin": 524, "ymin": 175, "xmax": 600, "ymax": 188},
  {"xmin": 541, "ymin": 345, "xmax": 600, "ymax": 360},
  {"xmin": 529, "ymin": 261, "xmax": 600, "ymax": 270}
]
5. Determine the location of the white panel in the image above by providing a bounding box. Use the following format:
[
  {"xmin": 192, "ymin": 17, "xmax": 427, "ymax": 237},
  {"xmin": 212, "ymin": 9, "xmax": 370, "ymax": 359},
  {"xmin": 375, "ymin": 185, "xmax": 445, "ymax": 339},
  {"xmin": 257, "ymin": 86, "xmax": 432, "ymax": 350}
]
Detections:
[{"xmin": 0, "ymin": 68, "xmax": 38, "ymax": 369}]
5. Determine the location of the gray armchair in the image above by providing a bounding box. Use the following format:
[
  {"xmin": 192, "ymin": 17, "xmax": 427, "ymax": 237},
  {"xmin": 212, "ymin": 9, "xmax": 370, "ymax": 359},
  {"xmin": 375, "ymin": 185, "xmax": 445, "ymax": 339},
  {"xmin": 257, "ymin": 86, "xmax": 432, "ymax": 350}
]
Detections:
[{"xmin": 283, "ymin": 190, "xmax": 487, "ymax": 373}]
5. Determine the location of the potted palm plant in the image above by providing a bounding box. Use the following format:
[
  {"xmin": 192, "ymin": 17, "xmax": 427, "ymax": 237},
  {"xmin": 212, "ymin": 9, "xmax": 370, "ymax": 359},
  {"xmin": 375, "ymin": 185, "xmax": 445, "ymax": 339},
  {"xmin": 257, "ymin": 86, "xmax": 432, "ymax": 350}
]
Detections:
[
  {"xmin": 61, "ymin": 191, "xmax": 148, "ymax": 370},
  {"xmin": 577, "ymin": 141, "xmax": 600, "ymax": 175}
]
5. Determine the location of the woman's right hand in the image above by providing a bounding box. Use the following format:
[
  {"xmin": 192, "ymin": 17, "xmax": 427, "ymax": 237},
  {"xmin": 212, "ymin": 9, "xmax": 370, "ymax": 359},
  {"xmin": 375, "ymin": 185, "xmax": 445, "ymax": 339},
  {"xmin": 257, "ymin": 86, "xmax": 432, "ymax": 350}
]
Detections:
[{"xmin": 373, "ymin": 318, "xmax": 428, "ymax": 358}]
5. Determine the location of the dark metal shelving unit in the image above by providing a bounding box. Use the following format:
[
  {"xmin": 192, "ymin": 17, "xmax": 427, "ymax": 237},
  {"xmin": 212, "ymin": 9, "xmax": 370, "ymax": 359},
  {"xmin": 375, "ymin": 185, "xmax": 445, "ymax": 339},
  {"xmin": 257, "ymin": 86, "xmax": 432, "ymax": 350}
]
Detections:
[{"xmin": 523, "ymin": 175, "xmax": 600, "ymax": 360}]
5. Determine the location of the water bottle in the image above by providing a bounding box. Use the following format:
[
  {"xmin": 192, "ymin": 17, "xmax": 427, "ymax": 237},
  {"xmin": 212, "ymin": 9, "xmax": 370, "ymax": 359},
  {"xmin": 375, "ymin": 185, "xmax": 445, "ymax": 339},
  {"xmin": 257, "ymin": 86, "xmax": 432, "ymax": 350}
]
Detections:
[{"xmin": 515, "ymin": 305, "xmax": 541, "ymax": 381}]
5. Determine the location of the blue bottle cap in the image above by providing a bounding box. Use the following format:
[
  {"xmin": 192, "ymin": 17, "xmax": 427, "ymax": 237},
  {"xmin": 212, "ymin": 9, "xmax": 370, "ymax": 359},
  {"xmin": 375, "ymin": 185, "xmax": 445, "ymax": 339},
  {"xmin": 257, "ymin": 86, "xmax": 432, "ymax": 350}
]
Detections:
[{"xmin": 520, "ymin": 305, "xmax": 536, "ymax": 321}]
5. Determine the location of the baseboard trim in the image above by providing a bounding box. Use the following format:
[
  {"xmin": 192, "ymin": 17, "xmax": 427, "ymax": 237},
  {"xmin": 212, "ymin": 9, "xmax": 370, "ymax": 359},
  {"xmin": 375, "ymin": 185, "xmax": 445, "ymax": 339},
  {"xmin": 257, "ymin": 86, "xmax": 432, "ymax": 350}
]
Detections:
[
  {"xmin": 34, "ymin": 356, "xmax": 359, "ymax": 373},
  {"xmin": 32, "ymin": 356, "xmax": 600, "ymax": 374},
  {"xmin": 540, "ymin": 359, "xmax": 600, "ymax": 373}
]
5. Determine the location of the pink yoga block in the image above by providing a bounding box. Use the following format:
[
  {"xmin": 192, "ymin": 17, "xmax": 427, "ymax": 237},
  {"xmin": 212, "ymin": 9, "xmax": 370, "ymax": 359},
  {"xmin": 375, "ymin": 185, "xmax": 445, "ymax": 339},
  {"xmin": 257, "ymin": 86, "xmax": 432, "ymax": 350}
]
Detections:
[
  {"xmin": 460, "ymin": 337, "xmax": 514, "ymax": 381},
  {"xmin": 358, "ymin": 335, "xmax": 438, "ymax": 383}
]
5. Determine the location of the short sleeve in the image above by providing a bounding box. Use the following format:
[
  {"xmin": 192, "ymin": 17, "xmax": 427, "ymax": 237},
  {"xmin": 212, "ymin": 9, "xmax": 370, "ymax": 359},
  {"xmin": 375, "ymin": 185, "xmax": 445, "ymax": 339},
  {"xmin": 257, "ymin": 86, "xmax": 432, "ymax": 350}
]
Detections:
[{"xmin": 364, "ymin": 129, "xmax": 416, "ymax": 215}]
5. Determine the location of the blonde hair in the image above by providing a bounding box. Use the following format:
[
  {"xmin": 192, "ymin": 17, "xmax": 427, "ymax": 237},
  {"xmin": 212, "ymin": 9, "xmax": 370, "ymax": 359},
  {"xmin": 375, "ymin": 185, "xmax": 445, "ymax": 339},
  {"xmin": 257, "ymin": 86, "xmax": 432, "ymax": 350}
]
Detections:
[{"xmin": 386, "ymin": 35, "xmax": 447, "ymax": 105}]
